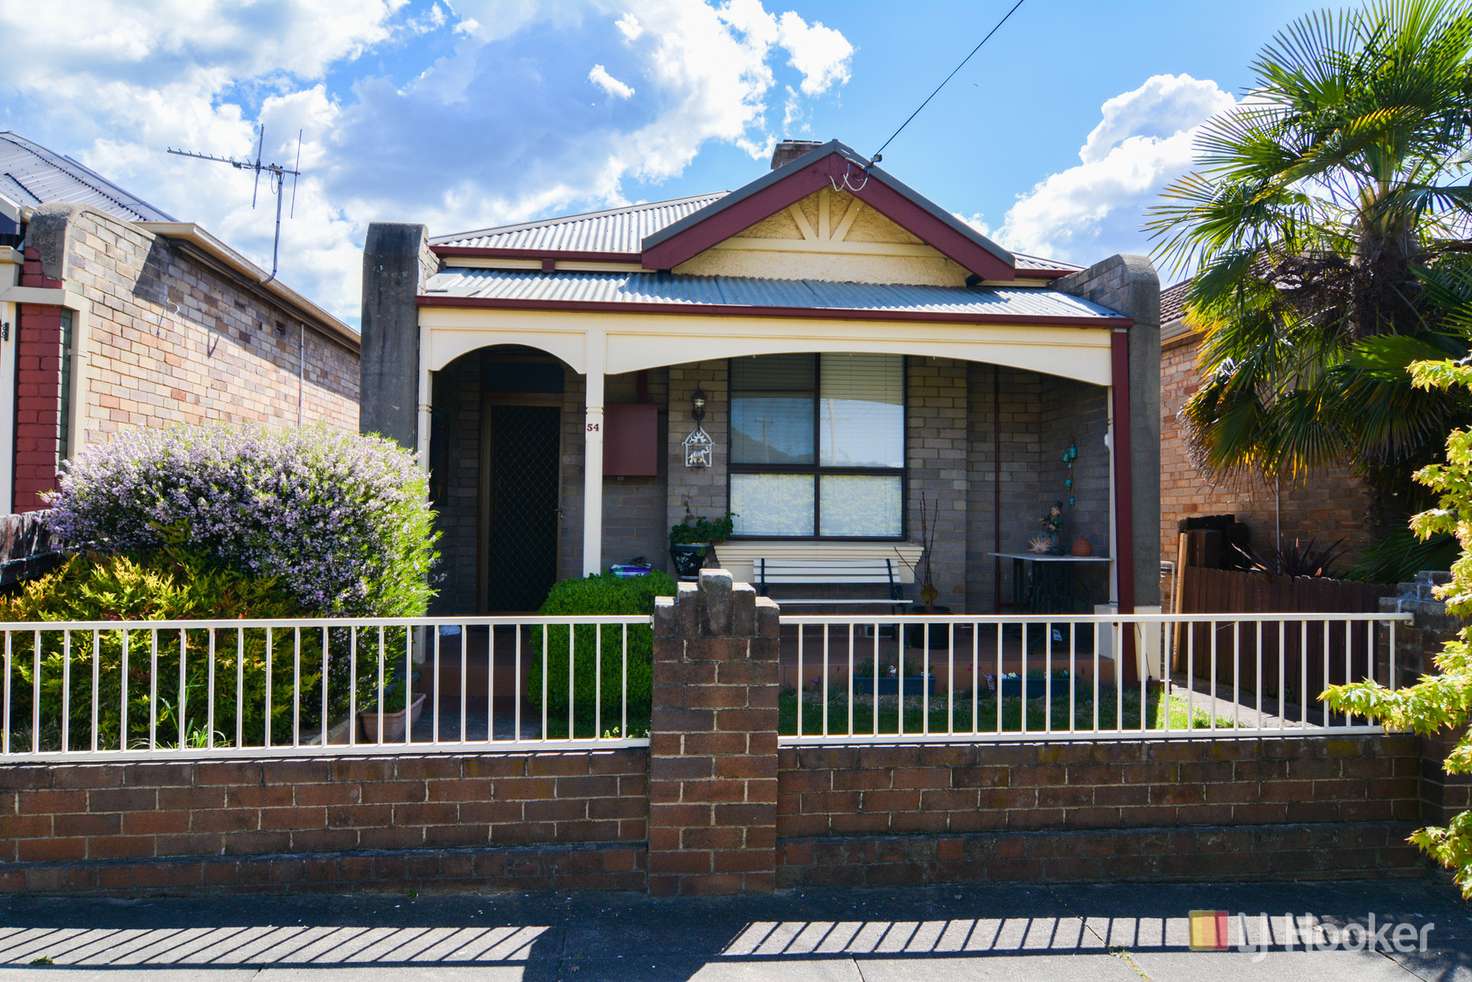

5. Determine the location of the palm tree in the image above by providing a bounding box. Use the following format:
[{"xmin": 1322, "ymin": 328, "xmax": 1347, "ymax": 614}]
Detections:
[{"xmin": 1146, "ymin": 0, "xmax": 1472, "ymax": 577}]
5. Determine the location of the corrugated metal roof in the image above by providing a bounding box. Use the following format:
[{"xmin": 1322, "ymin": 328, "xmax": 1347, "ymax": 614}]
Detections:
[
  {"xmin": 1014, "ymin": 252, "xmax": 1081, "ymax": 274},
  {"xmin": 431, "ymin": 194, "xmax": 728, "ymax": 252},
  {"xmin": 432, "ymin": 189, "xmax": 1081, "ymax": 275},
  {"xmin": 422, "ymin": 268, "xmax": 1123, "ymax": 319},
  {"xmin": 0, "ymin": 131, "xmax": 173, "ymax": 223}
]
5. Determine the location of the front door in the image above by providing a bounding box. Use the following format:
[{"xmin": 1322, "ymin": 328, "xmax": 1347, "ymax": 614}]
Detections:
[{"xmin": 485, "ymin": 404, "xmax": 561, "ymax": 612}]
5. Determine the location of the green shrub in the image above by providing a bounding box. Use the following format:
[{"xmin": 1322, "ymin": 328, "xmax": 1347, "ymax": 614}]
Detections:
[
  {"xmin": 47, "ymin": 423, "xmax": 439, "ymax": 616},
  {"xmin": 527, "ymin": 572, "xmax": 673, "ymax": 737},
  {"xmin": 0, "ymin": 550, "xmax": 404, "ymax": 751}
]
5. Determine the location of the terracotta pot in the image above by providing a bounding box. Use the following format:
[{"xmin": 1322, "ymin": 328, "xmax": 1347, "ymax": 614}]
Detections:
[{"xmin": 1070, "ymin": 535, "xmax": 1093, "ymax": 557}]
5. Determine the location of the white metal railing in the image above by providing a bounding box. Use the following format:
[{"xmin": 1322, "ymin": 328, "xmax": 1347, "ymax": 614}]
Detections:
[
  {"xmin": 0, "ymin": 615, "xmax": 652, "ymax": 761},
  {"xmin": 778, "ymin": 611, "xmax": 1410, "ymax": 743}
]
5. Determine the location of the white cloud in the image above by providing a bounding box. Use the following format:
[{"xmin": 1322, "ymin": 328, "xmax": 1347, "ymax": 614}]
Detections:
[
  {"xmin": 991, "ymin": 73, "xmax": 1236, "ymax": 264},
  {"xmin": 615, "ymin": 11, "xmax": 644, "ymax": 40},
  {"xmin": 0, "ymin": 0, "xmax": 855, "ymax": 324},
  {"xmin": 776, "ymin": 11, "xmax": 852, "ymax": 96},
  {"xmin": 588, "ymin": 63, "xmax": 636, "ymax": 99}
]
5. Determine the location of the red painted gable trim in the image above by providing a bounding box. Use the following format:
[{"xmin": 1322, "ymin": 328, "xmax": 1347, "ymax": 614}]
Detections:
[
  {"xmin": 430, "ymin": 245, "xmax": 641, "ymax": 263},
  {"xmin": 640, "ymin": 154, "xmax": 1015, "ymax": 280},
  {"xmin": 431, "ymin": 241, "xmax": 1074, "ymax": 281},
  {"xmin": 416, "ymin": 293, "xmax": 1131, "ymax": 329}
]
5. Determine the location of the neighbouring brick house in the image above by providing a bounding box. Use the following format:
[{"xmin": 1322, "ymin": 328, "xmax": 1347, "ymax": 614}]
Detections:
[
  {"xmin": 361, "ymin": 139, "xmax": 1162, "ymax": 618},
  {"xmin": 0, "ymin": 131, "xmax": 360, "ymax": 513},
  {"xmin": 1159, "ymin": 279, "xmax": 1378, "ymax": 568}
]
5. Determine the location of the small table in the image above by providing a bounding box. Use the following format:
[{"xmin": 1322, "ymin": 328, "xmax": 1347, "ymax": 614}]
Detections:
[{"xmin": 991, "ymin": 552, "xmax": 1112, "ymax": 613}]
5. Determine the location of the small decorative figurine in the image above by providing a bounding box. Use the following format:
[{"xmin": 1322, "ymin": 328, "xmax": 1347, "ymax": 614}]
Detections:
[{"xmin": 1037, "ymin": 500, "xmax": 1065, "ymax": 554}]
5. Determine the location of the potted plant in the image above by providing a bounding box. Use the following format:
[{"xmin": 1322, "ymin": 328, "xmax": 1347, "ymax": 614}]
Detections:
[
  {"xmin": 896, "ymin": 491, "xmax": 951, "ymax": 648},
  {"xmin": 358, "ymin": 668, "xmax": 427, "ymax": 743},
  {"xmin": 668, "ymin": 510, "xmax": 735, "ymax": 578}
]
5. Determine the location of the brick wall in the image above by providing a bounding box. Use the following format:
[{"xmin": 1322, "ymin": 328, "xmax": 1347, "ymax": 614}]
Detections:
[
  {"xmin": 1380, "ymin": 596, "xmax": 1472, "ymax": 827},
  {"xmin": 648, "ymin": 573, "xmax": 780, "ymax": 896},
  {"xmin": 777, "ymin": 734, "xmax": 1424, "ymax": 886},
  {"xmin": 963, "ymin": 365, "xmax": 1110, "ymax": 611},
  {"xmin": 431, "ymin": 353, "xmax": 1115, "ymax": 613},
  {"xmin": 906, "ymin": 358, "xmax": 968, "ymax": 608},
  {"xmin": 69, "ymin": 211, "xmax": 358, "ymax": 440},
  {"xmin": 12, "ymin": 303, "xmax": 65, "ymax": 511},
  {"xmin": 0, "ymin": 749, "xmax": 647, "ymax": 894},
  {"xmin": 1160, "ymin": 330, "xmax": 1377, "ymax": 566},
  {"xmin": 429, "ymin": 354, "xmax": 483, "ymax": 614},
  {"xmin": 428, "ymin": 355, "xmax": 668, "ymax": 613},
  {"xmin": 666, "ymin": 361, "xmax": 729, "ymax": 535},
  {"xmin": 602, "ymin": 369, "xmax": 670, "ymax": 571},
  {"xmin": 0, "ymin": 573, "xmax": 1451, "ymax": 897},
  {"xmin": 13, "ymin": 208, "xmax": 359, "ymax": 509}
]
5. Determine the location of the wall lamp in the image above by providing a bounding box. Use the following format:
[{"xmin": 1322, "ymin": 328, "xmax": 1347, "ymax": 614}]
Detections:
[{"xmin": 691, "ymin": 384, "xmax": 707, "ymax": 424}]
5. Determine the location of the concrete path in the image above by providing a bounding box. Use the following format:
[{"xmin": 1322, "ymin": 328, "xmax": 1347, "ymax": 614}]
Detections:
[{"xmin": 1, "ymin": 878, "xmax": 1469, "ymax": 980}]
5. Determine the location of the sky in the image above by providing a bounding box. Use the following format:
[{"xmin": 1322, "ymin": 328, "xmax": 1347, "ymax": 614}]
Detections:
[{"xmin": 0, "ymin": 0, "xmax": 1330, "ymax": 325}]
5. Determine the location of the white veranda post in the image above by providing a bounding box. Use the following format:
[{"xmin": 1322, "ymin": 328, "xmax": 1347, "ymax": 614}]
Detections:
[{"xmin": 582, "ymin": 338, "xmax": 606, "ymax": 577}]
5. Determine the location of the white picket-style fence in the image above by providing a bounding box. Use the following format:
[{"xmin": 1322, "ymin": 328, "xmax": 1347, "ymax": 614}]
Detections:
[
  {"xmin": 0, "ymin": 615, "xmax": 651, "ymax": 761},
  {"xmin": 0, "ymin": 608, "xmax": 1412, "ymax": 760},
  {"xmin": 779, "ymin": 611, "xmax": 1409, "ymax": 743}
]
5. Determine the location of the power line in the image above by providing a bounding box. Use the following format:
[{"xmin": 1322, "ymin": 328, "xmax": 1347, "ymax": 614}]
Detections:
[{"xmin": 870, "ymin": 0, "xmax": 1028, "ymax": 164}]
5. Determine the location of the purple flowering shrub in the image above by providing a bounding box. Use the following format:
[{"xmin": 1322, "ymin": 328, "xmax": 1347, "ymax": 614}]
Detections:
[{"xmin": 47, "ymin": 424, "xmax": 439, "ymax": 616}]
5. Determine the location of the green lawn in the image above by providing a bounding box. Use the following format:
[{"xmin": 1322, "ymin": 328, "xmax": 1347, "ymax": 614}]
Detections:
[{"xmin": 779, "ymin": 679, "xmax": 1229, "ymax": 736}]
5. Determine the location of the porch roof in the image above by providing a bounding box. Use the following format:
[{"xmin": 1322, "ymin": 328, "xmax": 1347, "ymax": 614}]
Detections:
[{"xmin": 420, "ymin": 268, "xmax": 1126, "ymax": 324}]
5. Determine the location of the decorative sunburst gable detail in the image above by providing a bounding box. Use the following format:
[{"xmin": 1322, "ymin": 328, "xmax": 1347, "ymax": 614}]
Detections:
[
  {"xmin": 674, "ymin": 187, "xmax": 977, "ymax": 286},
  {"xmin": 642, "ymin": 140, "xmax": 1015, "ymax": 281}
]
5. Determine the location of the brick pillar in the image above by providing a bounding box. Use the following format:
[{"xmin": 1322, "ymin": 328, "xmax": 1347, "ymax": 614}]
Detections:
[
  {"xmin": 1383, "ymin": 594, "xmax": 1472, "ymax": 826},
  {"xmin": 648, "ymin": 569, "xmax": 779, "ymax": 896}
]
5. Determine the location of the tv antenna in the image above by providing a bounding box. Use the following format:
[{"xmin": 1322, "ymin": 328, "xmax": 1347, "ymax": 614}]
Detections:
[{"xmin": 167, "ymin": 124, "xmax": 301, "ymax": 284}]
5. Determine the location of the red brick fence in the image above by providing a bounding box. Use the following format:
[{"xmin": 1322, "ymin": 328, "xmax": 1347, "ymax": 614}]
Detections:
[{"xmin": 0, "ymin": 572, "xmax": 1452, "ymax": 896}]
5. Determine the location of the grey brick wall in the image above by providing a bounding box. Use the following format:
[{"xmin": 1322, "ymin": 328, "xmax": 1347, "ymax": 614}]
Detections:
[
  {"xmin": 965, "ymin": 365, "xmax": 1041, "ymax": 610},
  {"xmin": 1040, "ymin": 374, "xmax": 1111, "ymax": 606},
  {"xmin": 558, "ymin": 370, "xmax": 587, "ymax": 582},
  {"xmin": 906, "ymin": 358, "xmax": 968, "ymax": 608},
  {"xmin": 603, "ymin": 370, "xmax": 670, "ymax": 570},
  {"xmin": 429, "ymin": 355, "xmax": 483, "ymax": 614},
  {"xmin": 1056, "ymin": 255, "xmax": 1161, "ymax": 607},
  {"xmin": 432, "ymin": 353, "xmax": 1119, "ymax": 614},
  {"xmin": 666, "ymin": 361, "xmax": 729, "ymax": 535}
]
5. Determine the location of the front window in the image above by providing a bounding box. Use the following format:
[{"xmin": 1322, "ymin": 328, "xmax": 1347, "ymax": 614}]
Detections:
[{"xmin": 728, "ymin": 353, "xmax": 904, "ymax": 538}]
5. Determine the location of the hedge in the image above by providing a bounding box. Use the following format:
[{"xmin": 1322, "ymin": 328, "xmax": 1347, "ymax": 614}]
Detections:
[{"xmin": 526, "ymin": 572, "xmax": 673, "ymax": 738}]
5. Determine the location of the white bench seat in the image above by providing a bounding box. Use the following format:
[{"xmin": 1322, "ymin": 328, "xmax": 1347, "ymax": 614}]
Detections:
[{"xmin": 754, "ymin": 557, "xmax": 913, "ymax": 611}]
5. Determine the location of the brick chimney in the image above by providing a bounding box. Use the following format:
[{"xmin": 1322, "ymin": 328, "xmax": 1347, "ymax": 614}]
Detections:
[{"xmin": 769, "ymin": 139, "xmax": 824, "ymax": 171}]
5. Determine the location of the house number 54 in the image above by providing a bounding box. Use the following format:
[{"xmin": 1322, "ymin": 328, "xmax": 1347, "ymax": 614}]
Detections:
[{"xmin": 586, "ymin": 422, "xmax": 600, "ymax": 432}]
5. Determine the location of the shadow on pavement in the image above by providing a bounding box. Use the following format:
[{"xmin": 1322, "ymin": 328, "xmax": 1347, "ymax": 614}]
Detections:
[{"xmin": 0, "ymin": 877, "xmax": 1468, "ymax": 980}]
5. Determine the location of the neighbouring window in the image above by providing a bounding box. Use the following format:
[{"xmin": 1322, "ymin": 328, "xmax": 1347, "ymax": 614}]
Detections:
[
  {"xmin": 728, "ymin": 353, "xmax": 904, "ymax": 538},
  {"xmin": 57, "ymin": 309, "xmax": 74, "ymax": 463}
]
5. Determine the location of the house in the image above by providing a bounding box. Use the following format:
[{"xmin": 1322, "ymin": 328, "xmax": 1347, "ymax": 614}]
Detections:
[
  {"xmin": 360, "ymin": 139, "xmax": 1161, "ymax": 616},
  {"xmin": 0, "ymin": 131, "xmax": 360, "ymax": 513},
  {"xmin": 1158, "ymin": 279, "xmax": 1377, "ymax": 570}
]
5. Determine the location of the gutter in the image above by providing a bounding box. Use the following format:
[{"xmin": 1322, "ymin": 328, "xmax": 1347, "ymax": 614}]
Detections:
[
  {"xmin": 415, "ymin": 293, "xmax": 1133, "ymax": 329},
  {"xmin": 135, "ymin": 222, "xmax": 359, "ymax": 351}
]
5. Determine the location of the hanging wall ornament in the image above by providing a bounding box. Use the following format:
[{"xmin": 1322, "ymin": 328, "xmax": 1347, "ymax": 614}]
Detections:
[
  {"xmin": 1061, "ymin": 439, "xmax": 1078, "ymax": 508},
  {"xmin": 683, "ymin": 426, "xmax": 713, "ymax": 468}
]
